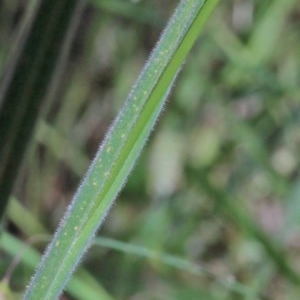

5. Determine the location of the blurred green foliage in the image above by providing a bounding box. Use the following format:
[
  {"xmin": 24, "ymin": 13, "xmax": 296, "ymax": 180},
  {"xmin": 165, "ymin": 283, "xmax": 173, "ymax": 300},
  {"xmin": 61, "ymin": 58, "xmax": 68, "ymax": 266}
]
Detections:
[{"xmin": 1, "ymin": 0, "xmax": 300, "ymax": 299}]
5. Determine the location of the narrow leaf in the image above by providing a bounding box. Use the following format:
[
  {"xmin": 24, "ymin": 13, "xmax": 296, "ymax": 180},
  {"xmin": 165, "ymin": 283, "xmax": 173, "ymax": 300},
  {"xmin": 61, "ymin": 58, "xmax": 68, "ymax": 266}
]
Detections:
[
  {"xmin": 0, "ymin": 0, "xmax": 84, "ymax": 220},
  {"xmin": 23, "ymin": 0, "xmax": 219, "ymax": 299},
  {"xmin": 0, "ymin": 232, "xmax": 114, "ymax": 300}
]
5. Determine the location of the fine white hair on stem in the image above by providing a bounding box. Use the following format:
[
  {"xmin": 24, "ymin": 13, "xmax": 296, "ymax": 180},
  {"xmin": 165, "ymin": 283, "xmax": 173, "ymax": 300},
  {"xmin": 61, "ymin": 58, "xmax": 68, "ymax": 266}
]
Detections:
[{"xmin": 24, "ymin": 0, "xmax": 219, "ymax": 298}]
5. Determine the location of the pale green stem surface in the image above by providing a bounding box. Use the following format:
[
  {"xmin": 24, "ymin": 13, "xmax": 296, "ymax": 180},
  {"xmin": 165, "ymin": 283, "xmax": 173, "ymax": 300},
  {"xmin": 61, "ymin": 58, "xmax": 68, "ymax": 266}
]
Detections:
[
  {"xmin": 0, "ymin": 232, "xmax": 114, "ymax": 300},
  {"xmin": 23, "ymin": 0, "xmax": 219, "ymax": 299}
]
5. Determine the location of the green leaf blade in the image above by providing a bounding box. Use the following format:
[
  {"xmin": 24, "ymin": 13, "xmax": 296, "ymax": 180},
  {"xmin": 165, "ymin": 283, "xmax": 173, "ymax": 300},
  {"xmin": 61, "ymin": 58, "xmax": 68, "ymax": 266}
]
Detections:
[
  {"xmin": 23, "ymin": 0, "xmax": 219, "ymax": 299},
  {"xmin": 0, "ymin": 0, "xmax": 84, "ymax": 220}
]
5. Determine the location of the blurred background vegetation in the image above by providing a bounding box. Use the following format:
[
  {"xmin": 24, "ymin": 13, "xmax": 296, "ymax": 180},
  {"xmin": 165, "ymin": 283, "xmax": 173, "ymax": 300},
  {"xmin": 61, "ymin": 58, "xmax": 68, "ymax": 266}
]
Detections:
[{"xmin": 1, "ymin": 0, "xmax": 300, "ymax": 299}]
